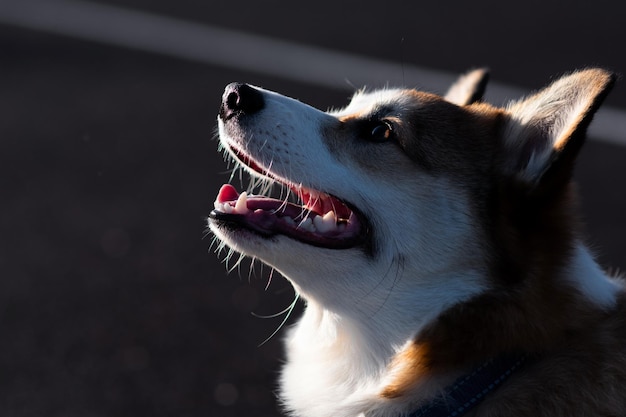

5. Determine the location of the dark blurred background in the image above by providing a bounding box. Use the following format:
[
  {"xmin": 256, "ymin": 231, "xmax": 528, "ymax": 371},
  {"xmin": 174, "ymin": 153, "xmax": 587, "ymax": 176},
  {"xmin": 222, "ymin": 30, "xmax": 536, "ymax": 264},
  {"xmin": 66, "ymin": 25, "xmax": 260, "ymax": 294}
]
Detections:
[{"xmin": 1, "ymin": 1, "xmax": 625, "ymax": 416}]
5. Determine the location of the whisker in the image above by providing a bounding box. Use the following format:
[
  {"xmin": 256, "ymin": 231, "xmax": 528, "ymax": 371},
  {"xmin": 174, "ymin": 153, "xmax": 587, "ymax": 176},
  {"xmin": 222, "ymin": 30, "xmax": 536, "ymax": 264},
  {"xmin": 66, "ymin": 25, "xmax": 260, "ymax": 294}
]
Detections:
[
  {"xmin": 367, "ymin": 250, "xmax": 405, "ymax": 317},
  {"xmin": 265, "ymin": 268, "xmax": 275, "ymax": 291},
  {"xmin": 254, "ymin": 292, "xmax": 301, "ymax": 347}
]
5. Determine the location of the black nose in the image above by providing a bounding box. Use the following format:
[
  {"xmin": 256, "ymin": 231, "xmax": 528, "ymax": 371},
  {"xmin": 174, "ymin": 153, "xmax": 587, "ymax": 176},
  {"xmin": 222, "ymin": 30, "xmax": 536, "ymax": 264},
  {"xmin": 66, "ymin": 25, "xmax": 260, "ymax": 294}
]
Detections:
[{"xmin": 219, "ymin": 83, "xmax": 264, "ymax": 120}]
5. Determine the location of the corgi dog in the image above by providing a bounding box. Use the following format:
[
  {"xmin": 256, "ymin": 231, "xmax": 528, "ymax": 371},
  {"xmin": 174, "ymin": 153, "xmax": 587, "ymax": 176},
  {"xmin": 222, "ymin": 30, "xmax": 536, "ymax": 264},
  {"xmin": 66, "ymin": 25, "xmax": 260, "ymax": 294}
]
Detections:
[{"xmin": 208, "ymin": 68, "xmax": 626, "ymax": 417}]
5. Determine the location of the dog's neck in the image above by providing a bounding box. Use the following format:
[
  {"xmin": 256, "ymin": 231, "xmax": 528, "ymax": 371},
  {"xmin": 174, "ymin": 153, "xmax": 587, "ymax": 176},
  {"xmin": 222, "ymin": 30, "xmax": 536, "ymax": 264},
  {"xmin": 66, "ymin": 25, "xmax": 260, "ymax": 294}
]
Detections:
[
  {"xmin": 280, "ymin": 300, "xmax": 402, "ymax": 417},
  {"xmin": 279, "ymin": 263, "xmax": 490, "ymax": 417},
  {"xmin": 279, "ymin": 242, "xmax": 619, "ymax": 417}
]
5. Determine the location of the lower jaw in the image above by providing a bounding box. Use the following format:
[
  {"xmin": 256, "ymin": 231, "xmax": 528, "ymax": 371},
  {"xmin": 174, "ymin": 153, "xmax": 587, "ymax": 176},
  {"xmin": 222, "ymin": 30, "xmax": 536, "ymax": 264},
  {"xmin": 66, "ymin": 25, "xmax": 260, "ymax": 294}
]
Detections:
[{"xmin": 209, "ymin": 212, "xmax": 367, "ymax": 250}]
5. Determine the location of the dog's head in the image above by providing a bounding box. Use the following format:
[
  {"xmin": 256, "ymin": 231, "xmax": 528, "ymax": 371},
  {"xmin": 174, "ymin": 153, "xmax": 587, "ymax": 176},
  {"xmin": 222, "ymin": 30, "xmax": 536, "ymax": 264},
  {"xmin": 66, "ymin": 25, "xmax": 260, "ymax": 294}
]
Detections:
[{"xmin": 209, "ymin": 69, "xmax": 614, "ymax": 324}]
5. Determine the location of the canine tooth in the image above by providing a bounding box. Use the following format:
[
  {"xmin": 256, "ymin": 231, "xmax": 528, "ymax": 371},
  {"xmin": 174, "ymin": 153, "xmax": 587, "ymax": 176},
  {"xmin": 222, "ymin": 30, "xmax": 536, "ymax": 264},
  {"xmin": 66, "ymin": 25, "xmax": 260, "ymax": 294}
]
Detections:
[
  {"xmin": 235, "ymin": 192, "xmax": 249, "ymax": 214},
  {"xmin": 314, "ymin": 211, "xmax": 337, "ymax": 233}
]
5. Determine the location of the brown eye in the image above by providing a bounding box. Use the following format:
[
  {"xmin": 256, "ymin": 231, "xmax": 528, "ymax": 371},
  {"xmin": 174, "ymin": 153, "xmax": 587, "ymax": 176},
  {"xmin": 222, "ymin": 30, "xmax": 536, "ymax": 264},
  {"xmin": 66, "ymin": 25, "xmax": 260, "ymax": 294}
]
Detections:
[{"xmin": 369, "ymin": 121, "xmax": 393, "ymax": 142}]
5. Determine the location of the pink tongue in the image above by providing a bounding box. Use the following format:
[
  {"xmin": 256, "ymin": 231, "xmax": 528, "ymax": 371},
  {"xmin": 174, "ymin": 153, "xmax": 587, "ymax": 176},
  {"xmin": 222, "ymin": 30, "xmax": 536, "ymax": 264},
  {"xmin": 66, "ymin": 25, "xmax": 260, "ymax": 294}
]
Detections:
[{"xmin": 217, "ymin": 184, "xmax": 240, "ymax": 203}]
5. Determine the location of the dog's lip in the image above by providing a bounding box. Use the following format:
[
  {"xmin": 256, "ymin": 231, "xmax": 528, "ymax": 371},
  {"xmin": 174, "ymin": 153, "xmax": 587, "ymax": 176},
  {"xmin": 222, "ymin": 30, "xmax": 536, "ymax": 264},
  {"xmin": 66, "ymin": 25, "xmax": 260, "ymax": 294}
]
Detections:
[
  {"xmin": 210, "ymin": 184, "xmax": 366, "ymax": 249},
  {"xmin": 210, "ymin": 142, "xmax": 368, "ymax": 248}
]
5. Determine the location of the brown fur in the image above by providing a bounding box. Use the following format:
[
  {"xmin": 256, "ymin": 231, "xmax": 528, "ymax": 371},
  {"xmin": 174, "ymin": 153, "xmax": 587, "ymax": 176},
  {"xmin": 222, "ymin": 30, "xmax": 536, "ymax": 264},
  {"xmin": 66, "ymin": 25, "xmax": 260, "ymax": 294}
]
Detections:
[
  {"xmin": 329, "ymin": 92, "xmax": 504, "ymax": 185},
  {"xmin": 214, "ymin": 69, "xmax": 623, "ymax": 416},
  {"xmin": 476, "ymin": 295, "xmax": 626, "ymax": 416},
  {"xmin": 377, "ymin": 69, "xmax": 626, "ymax": 416}
]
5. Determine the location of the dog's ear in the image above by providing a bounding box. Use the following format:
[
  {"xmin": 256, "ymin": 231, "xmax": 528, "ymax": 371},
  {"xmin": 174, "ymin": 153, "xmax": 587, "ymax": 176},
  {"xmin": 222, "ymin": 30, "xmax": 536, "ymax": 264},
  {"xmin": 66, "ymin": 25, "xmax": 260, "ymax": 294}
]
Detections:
[
  {"xmin": 501, "ymin": 68, "xmax": 615, "ymax": 194},
  {"xmin": 444, "ymin": 68, "xmax": 490, "ymax": 105}
]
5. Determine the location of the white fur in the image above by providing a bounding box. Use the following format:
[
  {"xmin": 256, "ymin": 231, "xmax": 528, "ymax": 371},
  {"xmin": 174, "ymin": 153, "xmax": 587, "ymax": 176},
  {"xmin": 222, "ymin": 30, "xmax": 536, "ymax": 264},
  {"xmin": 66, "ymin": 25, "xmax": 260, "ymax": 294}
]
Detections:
[
  {"xmin": 566, "ymin": 243, "xmax": 620, "ymax": 309},
  {"xmin": 503, "ymin": 72, "xmax": 605, "ymax": 184},
  {"xmin": 211, "ymin": 81, "xmax": 620, "ymax": 417},
  {"xmin": 213, "ymin": 86, "xmax": 490, "ymax": 416}
]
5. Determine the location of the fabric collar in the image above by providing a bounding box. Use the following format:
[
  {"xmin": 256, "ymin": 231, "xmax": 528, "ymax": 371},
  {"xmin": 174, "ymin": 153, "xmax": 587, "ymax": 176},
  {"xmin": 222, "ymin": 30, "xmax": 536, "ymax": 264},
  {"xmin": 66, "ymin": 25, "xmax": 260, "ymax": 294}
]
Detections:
[{"xmin": 406, "ymin": 353, "xmax": 530, "ymax": 417}]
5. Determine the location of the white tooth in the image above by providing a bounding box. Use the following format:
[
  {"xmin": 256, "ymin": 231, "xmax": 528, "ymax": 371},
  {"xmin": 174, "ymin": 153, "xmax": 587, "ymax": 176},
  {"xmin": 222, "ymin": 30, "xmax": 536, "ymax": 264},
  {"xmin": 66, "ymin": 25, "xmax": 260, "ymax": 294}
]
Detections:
[
  {"xmin": 314, "ymin": 211, "xmax": 336, "ymax": 233},
  {"xmin": 313, "ymin": 216, "xmax": 324, "ymax": 231},
  {"xmin": 234, "ymin": 192, "xmax": 249, "ymax": 214},
  {"xmin": 300, "ymin": 218, "xmax": 314, "ymax": 232},
  {"xmin": 283, "ymin": 217, "xmax": 295, "ymax": 226},
  {"xmin": 223, "ymin": 204, "xmax": 233, "ymax": 213}
]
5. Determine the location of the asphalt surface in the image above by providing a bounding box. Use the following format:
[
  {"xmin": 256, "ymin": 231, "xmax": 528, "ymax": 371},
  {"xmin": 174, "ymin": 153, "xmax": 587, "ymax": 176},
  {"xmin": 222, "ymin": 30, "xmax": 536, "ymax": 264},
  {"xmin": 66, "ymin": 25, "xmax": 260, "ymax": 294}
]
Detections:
[{"xmin": 1, "ymin": 1, "xmax": 625, "ymax": 416}]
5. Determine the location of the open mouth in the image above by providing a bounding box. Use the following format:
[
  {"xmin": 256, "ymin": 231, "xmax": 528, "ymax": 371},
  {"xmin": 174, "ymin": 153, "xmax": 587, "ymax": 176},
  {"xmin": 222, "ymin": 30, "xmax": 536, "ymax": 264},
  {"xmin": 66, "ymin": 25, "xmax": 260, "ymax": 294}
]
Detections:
[{"xmin": 209, "ymin": 148, "xmax": 366, "ymax": 249}]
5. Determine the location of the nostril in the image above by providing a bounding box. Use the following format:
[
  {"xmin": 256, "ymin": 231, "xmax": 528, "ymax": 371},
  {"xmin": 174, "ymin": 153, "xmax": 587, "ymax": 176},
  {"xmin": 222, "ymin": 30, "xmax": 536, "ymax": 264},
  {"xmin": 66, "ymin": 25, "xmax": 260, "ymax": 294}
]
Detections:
[
  {"xmin": 220, "ymin": 83, "xmax": 265, "ymax": 120},
  {"xmin": 226, "ymin": 91, "xmax": 240, "ymax": 110}
]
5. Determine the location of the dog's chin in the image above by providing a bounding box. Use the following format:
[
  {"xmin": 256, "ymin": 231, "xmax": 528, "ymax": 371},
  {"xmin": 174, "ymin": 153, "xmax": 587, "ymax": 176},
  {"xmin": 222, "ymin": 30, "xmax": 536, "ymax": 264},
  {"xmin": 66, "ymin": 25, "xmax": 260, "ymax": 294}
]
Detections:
[{"xmin": 208, "ymin": 219, "xmax": 278, "ymax": 255}]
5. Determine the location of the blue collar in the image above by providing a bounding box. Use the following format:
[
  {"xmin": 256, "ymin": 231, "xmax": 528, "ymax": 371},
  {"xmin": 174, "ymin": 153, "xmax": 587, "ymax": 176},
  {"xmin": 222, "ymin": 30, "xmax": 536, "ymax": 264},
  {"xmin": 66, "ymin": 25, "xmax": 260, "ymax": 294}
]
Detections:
[{"xmin": 407, "ymin": 353, "xmax": 530, "ymax": 417}]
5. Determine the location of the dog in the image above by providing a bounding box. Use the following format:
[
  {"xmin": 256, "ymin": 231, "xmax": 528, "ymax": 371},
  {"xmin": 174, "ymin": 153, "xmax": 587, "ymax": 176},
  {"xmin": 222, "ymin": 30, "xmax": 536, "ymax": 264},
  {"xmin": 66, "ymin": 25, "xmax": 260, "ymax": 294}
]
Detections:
[{"xmin": 208, "ymin": 68, "xmax": 626, "ymax": 417}]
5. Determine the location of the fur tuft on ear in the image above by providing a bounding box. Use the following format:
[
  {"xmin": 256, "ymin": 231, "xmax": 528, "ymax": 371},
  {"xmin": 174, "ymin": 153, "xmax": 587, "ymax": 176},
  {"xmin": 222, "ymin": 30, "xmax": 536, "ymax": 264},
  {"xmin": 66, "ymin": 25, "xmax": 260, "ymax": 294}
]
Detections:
[
  {"xmin": 444, "ymin": 68, "xmax": 490, "ymax": 106},
  {"xmin": 501, "ymin": 68, "xmax": 615, "ymax": 189}
]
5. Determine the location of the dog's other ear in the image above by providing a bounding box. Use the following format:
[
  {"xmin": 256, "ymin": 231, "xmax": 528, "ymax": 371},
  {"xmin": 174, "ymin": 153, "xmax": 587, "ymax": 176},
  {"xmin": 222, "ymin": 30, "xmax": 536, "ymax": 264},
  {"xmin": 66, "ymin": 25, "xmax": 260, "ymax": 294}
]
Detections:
[
  {"xmin": 501, "ymin": 68, "xmax": 615, "ymax": 194},
  {"xmin": 444, "ymin": 68, "xmax": 490, "ymax": 105}
]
